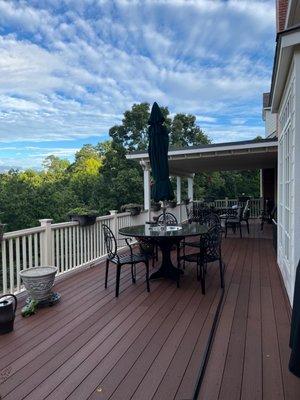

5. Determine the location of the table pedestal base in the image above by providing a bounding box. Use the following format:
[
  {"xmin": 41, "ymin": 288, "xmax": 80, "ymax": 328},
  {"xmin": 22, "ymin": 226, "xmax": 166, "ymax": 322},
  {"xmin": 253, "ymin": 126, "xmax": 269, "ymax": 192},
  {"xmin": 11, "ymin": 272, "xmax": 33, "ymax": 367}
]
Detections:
[{"xmin": 150, "ymin": 239, "xmax": 183, "ymax": 281}]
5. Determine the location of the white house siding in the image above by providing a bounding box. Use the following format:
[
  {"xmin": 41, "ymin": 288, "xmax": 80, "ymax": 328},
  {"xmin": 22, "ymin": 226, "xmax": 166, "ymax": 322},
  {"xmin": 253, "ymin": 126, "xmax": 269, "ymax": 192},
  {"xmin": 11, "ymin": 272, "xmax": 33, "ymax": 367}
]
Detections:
[
  {"xmin": 277, "ymin": 52, "xmax": 300, "ymax": 304},
  {"xmin": 265, "ymin": 109, "xmax": 277, "ymax": 137}
]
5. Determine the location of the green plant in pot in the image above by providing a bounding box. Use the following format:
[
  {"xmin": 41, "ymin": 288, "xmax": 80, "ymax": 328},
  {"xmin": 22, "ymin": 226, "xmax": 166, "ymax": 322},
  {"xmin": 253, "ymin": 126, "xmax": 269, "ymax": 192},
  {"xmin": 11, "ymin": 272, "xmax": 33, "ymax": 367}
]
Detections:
[
  {"xmin": 121, "ymin": 203, "xmax": 142, "ymax": 216},
  {"xmin": 151, "ymin": 201, "xmax": 161, "ymax": 212},
  {"xmin": 68, "ymin": 207, "xmax": 98, "ymax": 226},
  {"xmin": 167, "ymin": 200, "xmax": 177, "ymax": 208}
]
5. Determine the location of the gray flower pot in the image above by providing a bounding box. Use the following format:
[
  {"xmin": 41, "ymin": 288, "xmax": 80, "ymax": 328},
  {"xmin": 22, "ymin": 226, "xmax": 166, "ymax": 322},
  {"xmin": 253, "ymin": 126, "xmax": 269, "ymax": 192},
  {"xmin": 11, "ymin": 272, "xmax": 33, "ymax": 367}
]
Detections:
[{"xmin": 20, "ymin": 267, "xmax": 57, "ymax": 302}]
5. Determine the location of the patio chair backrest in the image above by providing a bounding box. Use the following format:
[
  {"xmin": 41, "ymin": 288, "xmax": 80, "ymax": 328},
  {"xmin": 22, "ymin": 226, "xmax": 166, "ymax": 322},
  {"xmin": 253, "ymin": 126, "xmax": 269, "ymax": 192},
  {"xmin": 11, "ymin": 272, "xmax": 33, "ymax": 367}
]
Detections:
[
  {"xmin": 202, "ymin": 224, "xmax": 222, "ymax": 260},
  {"xmin": 190, "ymin": 204, "xmax": 211, "ymax": 223},
  {"xmin": 242, "ymin": 200, "xmax": 250, "ymax": 220},
  {"xmin": 157, "ymin": 212, "xmax": 178, "ymax": 225},
  {"xmin": 102, "ymin": 224, "xmax": 117, "ymax": 260},
  {"xmin": 202, "ymin": 212, "xmax": 221, "ymax": 228}
]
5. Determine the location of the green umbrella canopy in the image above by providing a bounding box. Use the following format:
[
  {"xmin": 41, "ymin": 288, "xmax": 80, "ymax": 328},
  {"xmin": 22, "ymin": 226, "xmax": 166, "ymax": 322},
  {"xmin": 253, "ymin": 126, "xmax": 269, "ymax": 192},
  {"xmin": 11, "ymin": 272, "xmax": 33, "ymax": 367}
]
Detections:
[{"xmin": 148, "ymin": 102, "xmax": 174, "ymax": 202}]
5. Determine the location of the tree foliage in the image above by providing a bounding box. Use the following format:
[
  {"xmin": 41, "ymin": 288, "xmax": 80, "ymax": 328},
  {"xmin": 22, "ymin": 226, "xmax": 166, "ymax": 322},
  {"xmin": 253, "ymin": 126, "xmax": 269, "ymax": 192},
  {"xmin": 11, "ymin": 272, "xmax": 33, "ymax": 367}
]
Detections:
[{"xmin": 0, "ymin": 103, "xmax": 260, "ymax": 231}]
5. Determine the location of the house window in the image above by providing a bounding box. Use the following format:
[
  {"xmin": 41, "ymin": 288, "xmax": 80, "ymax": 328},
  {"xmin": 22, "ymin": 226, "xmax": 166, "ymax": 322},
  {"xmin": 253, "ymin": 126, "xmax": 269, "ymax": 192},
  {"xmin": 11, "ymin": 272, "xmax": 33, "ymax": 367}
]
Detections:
[{"xmin": 278, "ymin": 81, "xmax": 294, "ymax": 264}]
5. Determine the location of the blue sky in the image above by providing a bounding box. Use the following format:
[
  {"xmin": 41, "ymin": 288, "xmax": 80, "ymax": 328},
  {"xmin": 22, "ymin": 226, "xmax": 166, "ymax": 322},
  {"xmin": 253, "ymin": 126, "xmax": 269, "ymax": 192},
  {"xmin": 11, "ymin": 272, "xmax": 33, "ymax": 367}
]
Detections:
[{"xmin": 0, "ymin": 0, "xmax": 276, "ymax": 170}]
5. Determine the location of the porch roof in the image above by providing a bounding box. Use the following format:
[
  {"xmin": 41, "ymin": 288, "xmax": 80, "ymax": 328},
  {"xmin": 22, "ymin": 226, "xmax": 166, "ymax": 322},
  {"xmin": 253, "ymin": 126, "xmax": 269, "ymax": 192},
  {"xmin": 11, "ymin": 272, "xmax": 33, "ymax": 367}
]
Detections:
[{"xmin": 127, "ymin": 138, "xmax": 278, "ymax": 177}]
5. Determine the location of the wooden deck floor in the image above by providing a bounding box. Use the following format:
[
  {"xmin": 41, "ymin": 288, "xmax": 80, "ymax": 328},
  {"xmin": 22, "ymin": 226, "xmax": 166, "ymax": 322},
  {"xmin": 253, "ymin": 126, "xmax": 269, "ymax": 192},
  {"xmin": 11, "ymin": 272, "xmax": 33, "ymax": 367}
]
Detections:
[{"xmin": 0, "ymin": 222, "xmax": 299, "ymax": 400}]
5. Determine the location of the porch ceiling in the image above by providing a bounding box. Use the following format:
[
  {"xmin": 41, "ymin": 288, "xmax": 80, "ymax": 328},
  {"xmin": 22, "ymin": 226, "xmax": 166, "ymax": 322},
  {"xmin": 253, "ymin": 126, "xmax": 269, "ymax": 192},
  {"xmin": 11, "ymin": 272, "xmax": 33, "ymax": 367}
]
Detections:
[{"xmin": 127, "ymin": 138, "xmax": 278, "ymax": 176}]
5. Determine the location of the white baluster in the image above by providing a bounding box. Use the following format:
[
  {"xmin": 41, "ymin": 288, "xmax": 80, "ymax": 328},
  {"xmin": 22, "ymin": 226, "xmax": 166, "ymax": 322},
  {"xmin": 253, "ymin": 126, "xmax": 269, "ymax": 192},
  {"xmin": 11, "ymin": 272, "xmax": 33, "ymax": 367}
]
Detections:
[
  {"xmin": 28, "ymin": 235, "xmax": 33, "ymax": 268},
  {"xmin": 16, "ymin": 237, "xmax": 21, "ymax": 292},
  {"xmin": 22, "ymin": 236, "xmax": 27, "ymax": 270},
  {"xmin": 64, "ymin": 227, "xmax": 69, "ymax": 271},
  {"xmin": 9, "ymin": 239, "xmax": 14, "ymax": 293},
  {"xmin": 2, "ymin": 240, "xmax": 7, "ymax": 294},
  {"xmin": 60, "ymin": 229, "xmax": 64, "ymax": 272}
]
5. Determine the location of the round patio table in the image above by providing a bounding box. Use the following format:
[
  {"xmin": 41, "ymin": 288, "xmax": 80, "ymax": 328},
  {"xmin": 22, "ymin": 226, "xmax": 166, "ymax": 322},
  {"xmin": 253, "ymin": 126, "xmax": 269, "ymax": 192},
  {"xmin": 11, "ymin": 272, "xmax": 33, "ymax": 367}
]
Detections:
[{"xmin": 119, "ymin": 222, "xmax": 208, "ymax": 281}]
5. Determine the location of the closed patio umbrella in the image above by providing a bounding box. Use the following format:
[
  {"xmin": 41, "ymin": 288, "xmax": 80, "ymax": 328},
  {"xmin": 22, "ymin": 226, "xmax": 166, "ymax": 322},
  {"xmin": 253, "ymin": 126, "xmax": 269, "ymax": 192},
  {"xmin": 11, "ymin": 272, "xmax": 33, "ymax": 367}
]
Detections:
[
  {"xmin": 289, "ymin": 259, "xmax": 300, "ymax": 377},
  {"xmin": 148, "ymin": 102, "xmax": 174, "ymax": 204}
]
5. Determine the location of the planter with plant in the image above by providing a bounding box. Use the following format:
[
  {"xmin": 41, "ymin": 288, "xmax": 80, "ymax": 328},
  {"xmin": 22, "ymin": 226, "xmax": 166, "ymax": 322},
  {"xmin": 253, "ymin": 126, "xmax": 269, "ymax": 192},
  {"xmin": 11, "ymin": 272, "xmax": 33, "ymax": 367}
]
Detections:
[
  {"xmin": 167, "ymin": 200, "xmax": 177, "ymax": 208},
  {"xmin": 121, "ymin": 203, "xmax": 142, "ymax": 216},
  {"xmin": 183, "ymin": 198, "xmax": 190, "ymax": 205},
  {"xmin": 68, "ymin": 207, "xmax": 98, "ymax": 226},
  {"xmin": 151, "ymin": 202, "xmax": 161, "ymax": 212},
  {"xmin": 20, "ymin": 266, "xmax": 60, "ymax": 317}
]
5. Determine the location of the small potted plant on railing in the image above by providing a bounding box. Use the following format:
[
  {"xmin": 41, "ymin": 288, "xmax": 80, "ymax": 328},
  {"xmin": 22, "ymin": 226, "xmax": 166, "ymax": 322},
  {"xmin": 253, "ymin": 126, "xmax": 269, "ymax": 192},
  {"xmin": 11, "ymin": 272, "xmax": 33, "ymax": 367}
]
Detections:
[
  {"xmin": 183, "ymin": 198, "xmax": 190, "ymax": 205},
  {"xmin": 121, "ymin": 203, "xmax": 142, "ymax": 216},
  {"xmin": 151, "ymin": 201, "xmax": 161, "ymax": 212},
  {"xmin": 167, "ymin": 200, "xmax": 177, "ymax": 208},
  {"xmin": 68, "ymin": 207, "xmax": 98, "ymax": 226}
]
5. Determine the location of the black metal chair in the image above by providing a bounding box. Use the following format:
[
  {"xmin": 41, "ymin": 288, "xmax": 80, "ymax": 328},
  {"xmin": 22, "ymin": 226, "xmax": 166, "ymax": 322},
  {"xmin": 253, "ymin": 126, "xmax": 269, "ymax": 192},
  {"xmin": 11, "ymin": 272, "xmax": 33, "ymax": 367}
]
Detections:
[
  {"xmin": 102, "ymin": 224, "xmax": 150, "ymax": 297},
  {"xmin": 181, "ymin": 212, "xmax": 221, "ymax": 269},
  {"xmin": 179, "ymin": 224, "xmax": 224, "ymax": 294},
  {"xmin": 260, "ymin": 201, "xmax": 276, "ymax": 231},
  {"xmin": 187, "ymin": 204, "xmax": 211, "ymax": 224},
  {"xmin": 157, "ymin": 212, "xmax": 178, "ymax": 225},
  {"xmin": 225, "ymin": 201, "xmax": 250, "ymax": 238},
  {"xmin": 136, "ymin": 237, "xmax": 157, "ymax": 268}
]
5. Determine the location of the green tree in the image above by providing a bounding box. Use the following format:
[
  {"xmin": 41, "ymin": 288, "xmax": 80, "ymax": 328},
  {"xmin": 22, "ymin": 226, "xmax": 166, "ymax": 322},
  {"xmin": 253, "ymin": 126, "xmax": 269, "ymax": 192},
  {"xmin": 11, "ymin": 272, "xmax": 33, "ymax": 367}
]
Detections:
[
  {"xmin": 170, "ymin": 114, "xmax": 210, "ymax": 148},
  {"xmin": 0, "ymin": 103, "xmax": 260, "ymax": 232},
  {"xmin": 43, "ymin": 155, "xmax": 70, "ymax": 173},
  {"xmin": 94, "ymin": 141, "xmax": 143, "ymax": 214}
]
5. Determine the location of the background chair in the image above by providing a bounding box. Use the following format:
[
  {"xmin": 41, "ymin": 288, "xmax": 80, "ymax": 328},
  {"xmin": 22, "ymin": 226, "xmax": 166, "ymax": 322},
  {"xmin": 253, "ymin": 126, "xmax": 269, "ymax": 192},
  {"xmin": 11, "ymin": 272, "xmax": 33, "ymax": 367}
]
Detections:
[
  {"xmin": 225, "ymin": 201, "xmax": 250, "ymax": 238},
  {"xmin": 157, "ymin": 212, "xmax": 178, "ymax": 225},
  {"xmin": 260, "ymin": 199, "xmax": 277, "ymax": 230},
  {"xmin": 181, "ymin": 212, "xmax": 221, "ymax": 270},
  {"xmin": 102, "ymin": 224, "xmax": 150, "ymax": 297}
]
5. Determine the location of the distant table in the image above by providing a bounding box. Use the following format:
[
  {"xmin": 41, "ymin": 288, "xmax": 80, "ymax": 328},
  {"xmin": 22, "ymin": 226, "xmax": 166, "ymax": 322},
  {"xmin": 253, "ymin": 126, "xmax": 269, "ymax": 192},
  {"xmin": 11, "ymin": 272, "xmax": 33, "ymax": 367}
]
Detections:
[{"xmin": 119, "ymin": 223, "xmax": 208, "ymax": 281}]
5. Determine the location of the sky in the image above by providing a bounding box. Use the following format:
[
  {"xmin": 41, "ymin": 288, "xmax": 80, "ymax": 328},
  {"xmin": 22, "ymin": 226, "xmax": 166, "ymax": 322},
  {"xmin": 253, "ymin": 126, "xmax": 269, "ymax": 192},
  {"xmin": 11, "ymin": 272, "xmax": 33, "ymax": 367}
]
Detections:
[{"xmin": 0, "ymin": 0, "xmax": 276, "ymax": 170}]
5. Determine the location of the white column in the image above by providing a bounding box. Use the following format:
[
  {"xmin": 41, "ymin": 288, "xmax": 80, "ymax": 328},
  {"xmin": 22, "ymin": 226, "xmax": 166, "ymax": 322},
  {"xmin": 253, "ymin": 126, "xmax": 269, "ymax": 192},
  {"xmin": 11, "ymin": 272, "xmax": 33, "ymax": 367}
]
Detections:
[
  {"xmin": 260, "ymin": 169, "xmax": 263, "ymax": 198},
  {"xmin": 144, "ymin": 169, "xmax": 151, "ymax": 211},
  {"xmin": 39, "ymin": 219, "xmax": 53, "ymax": 266},
  {"xmin": 187, "ymin": 177, "xmax": 194, "ymax": 201},
  {"xmin": 141, "ymin": 161, "xmax": 151, "ymax": 211},
  {"xmin": 176, "ymin": 176, "xmax": 181, "ymax": 205}
]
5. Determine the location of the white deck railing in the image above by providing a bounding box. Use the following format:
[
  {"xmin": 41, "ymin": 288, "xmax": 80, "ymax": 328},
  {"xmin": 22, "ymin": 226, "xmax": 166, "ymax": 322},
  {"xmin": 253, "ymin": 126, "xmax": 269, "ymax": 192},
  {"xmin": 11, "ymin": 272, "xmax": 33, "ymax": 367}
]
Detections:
[
  {"xmin": 0, "ymin": 204, "xmax": 188, "ymax": 295},
  {"xmin": 0, "ymin": 199, "xmax": 262, "ymax": 295},
  {"xmin": 212, "ymin": 198, "xmax": 263, "ymax": 218}
]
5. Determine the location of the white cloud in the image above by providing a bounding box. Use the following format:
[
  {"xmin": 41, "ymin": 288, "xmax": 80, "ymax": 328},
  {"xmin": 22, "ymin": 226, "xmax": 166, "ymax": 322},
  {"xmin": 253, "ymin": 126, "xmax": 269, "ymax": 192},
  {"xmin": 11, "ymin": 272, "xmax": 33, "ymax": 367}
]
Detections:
[{"xmin": 0, "ymin": 0, "xmax": 276, "ymax": 167}]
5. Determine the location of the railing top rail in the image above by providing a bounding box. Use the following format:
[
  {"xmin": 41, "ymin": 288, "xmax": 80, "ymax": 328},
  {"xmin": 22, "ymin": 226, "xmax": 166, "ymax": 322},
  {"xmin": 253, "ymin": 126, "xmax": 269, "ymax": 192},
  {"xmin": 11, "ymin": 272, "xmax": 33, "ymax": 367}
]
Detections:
[
  {"xmin": 116, "ymin": 212, "xmax": 131, "ymax": 218},
  {"xmin": 3, "ymin": 226, "xmax": 44, "ymax": 240},
  {"xmin": 51, "ymin": 214, "xmax": 114, "ymax": 229},
  {"xmin": 51, "ymin": 221, "xmax": 79, "ymax": 229},
  {"xmin": 97, "ymin": 215, "xmax": 114, "ymax": 221}
]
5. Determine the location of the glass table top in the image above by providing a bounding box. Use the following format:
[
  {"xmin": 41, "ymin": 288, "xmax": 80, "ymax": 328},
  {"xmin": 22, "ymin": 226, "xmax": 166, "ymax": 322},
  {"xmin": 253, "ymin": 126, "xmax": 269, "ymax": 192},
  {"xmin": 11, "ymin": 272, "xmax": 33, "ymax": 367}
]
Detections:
[{"xmin": 119, "ymin": 222, "xmax": 208, "ymax": 238}]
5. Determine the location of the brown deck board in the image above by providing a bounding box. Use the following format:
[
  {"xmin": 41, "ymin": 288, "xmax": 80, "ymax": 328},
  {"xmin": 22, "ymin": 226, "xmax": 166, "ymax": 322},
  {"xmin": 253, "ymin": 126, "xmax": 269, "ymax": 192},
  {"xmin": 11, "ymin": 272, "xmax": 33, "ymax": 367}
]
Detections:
[
  {"xmin": 1, "ymin": 221, "xmax": 299, "ymax": 400},
  {"xmin": 218, "ymin": 238, "xmax": 252, "ymax": 400},
  {"xmin": 198, "ymin": 239, "xmax": 248, "ymax": 400},
  {"xmin": 240, "ymin": 238, "xmax": 262, "ymax": 400}
]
